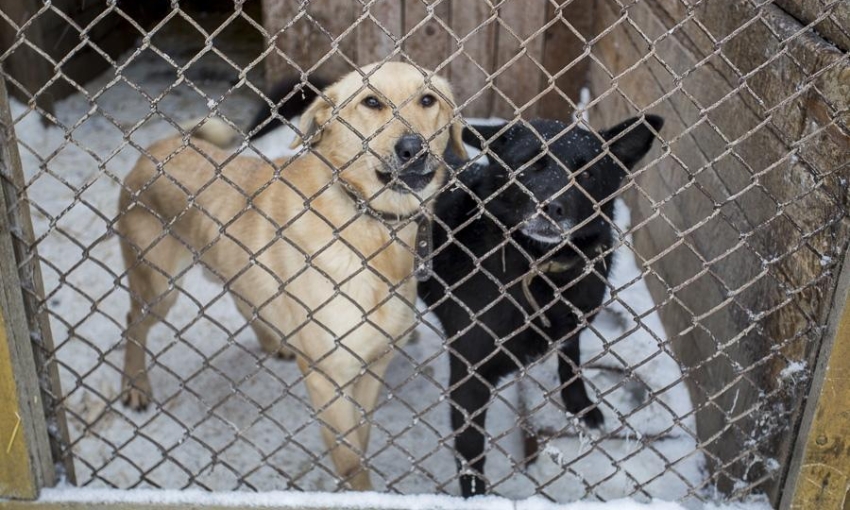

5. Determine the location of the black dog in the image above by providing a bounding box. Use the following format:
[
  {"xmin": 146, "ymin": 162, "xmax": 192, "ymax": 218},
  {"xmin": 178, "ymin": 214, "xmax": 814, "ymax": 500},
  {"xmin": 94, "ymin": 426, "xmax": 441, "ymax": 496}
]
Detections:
[
  {"xmin": 244, "ymin": 76, "xmax": 662, "ymax": 497},
  {"xmin": 418, "ymin": 115, "xmax": 663, "ymax": 497}
]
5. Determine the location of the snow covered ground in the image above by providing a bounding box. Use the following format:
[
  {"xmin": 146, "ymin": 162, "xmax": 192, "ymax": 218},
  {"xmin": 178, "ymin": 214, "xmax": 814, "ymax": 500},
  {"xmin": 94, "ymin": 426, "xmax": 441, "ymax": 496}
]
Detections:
[
  {"xmin": 517, "ymin": 200, "xmax": 705, "ymax": 503},
  {"xmin": 6, "ymin": 33, "xmax": 769, "ymax": 508},
  {"xmin": 37, "ymin": 485, "xmax": 770, "ymax": 510}
]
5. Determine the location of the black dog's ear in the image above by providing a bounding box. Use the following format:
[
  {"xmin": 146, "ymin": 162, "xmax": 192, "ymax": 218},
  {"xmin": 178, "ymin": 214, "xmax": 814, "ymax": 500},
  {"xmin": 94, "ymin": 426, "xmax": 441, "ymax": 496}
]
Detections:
[
  {"xmin": 600, "ymin": 114, "xmax": 664, "ymax": 168},
  {"xmin": 462, "ymin": 123, "xmax": 510, "ymax": 153},
  {"xmin": 248, "ymin": 75, "xmax": 334, "ymax": 140}
]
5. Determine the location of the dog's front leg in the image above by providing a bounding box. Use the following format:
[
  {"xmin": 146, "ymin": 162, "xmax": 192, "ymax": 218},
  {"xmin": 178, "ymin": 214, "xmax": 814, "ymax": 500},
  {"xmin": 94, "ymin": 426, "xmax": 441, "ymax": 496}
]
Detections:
[
  {"xmin": 557, "ymin": 333, "xmax": 604, "ymax": 429},
  {"xmin": 449, "ymin": 353, "xmax": 492, "ymax": 498},
  {"xmin": 300, "ymin": 358, "xmax": 373, "ymax": 491},
  {"xmin": 351, "ymin": 353, "xmax": 392, "ymax": 449}
]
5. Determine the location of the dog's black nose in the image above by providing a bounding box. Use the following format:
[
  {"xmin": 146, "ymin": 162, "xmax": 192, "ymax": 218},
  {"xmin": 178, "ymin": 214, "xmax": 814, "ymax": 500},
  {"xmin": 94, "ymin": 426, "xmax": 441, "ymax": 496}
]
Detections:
[
  {"xmin": 395, "ymin": 135, "xmax": 426, "ymax": 163},
  {"xmin": 544, "ymin": 201, "xmax": 567, "ymax": 222}
]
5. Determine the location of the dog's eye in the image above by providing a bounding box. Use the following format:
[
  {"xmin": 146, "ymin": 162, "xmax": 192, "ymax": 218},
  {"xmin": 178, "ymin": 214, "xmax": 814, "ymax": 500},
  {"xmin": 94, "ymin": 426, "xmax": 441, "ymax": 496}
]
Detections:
[
  {"xmin": 362, "ymin": 96, "xmax": 383, "ymax": 109},
  {"xmin": 420, "ymin": 94, "xmax": 437, "ymax": 108}
]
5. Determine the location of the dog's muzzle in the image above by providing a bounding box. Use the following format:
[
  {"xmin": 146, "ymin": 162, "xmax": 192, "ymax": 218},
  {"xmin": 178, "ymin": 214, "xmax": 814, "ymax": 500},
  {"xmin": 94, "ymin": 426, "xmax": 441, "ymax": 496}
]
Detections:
[
  {"xmin": 378, "ymin": 134, "xmax": 436, "ymax": 193},
  {"xmin": 520, "ymin": 215, "xmax": 573, "ymax": 244},
  {"xmin": 395, "ymin": 134, "xmax": 429, "ymax": 174}
]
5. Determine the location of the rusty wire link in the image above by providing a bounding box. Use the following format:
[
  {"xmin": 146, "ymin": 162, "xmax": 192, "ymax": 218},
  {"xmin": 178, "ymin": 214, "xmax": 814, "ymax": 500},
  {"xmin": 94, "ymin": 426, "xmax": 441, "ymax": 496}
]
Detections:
[{"xmin": 0, "ymin": 0, "xmax": 847, "ymax": 504}]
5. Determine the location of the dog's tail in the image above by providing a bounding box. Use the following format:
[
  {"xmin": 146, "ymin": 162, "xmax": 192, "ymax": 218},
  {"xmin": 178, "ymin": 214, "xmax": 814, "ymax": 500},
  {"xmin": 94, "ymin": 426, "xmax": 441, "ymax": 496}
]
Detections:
[
  {"xmin": 247, "ymin": 75, "xmax": 333, "ymax": 140},
  {"xmin": 177, "ymin": 116, "xmax": 240, "ymax": 148}
]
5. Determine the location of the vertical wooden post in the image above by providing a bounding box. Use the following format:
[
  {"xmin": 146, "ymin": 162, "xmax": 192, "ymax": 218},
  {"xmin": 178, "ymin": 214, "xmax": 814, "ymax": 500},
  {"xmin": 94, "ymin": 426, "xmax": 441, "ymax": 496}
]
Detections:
[
  {"xmin": 538, "ymin": 0, "xmax": 596, "ymax": 119},
  {"xmin": 0, "ymin": 80, "xmax": 55, "ymax": 498},
  {"xmin": 0, "ymin": 71, "xmax": 63, "ymax": 499},
  {"xmin": 261, "ymin": 0, "xmax": 360, "ymax": 86},
  {"xmin": 0, "ymin": 309, "xmax": 40, "ymax": 499},
  {"xmin": 447, "ymin": 0, "xmax": 497, "ymax": 117},
  {"xmin": 404, "ymin": 0, "xmax": 452, "ymax": 72},
  {"xmin": 781, "ymin": 248, "xmax": 850, "ymax": 509},
  {"xmin": 357, "ymin": 0, "xmax": 403, "ymax": 65},
  {"xmin": 491, "ymin": 0, "xmax": 548, "ymax": 118}
]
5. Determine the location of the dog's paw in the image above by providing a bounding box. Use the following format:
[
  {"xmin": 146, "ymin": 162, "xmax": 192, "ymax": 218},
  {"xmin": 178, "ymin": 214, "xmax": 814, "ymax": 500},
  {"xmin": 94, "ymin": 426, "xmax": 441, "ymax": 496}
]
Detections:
[
  {"xmin": 345, "ymin": 470, "xmax": 373, "ymax": 492},
  {"xmin": 257, "ymin": 334, "xmax": 296, "ymax": 360},
  {"xmin": 121, "ymin": 375, "xmax": 152, "ymax": 411},
  {"xmin": 581, "ymin": 406, "xmax": 605, "ymax": 430},
  {"xmin": 276, "ymin": 346, "xmax": 296, "ymax": 360},
  {"xmin": 459, "ymin": 473, "xmax": 487, "ymax": 498},
  {"xmin": 406, "ymin": 330, "xmax": 421, "ymax": 344}
]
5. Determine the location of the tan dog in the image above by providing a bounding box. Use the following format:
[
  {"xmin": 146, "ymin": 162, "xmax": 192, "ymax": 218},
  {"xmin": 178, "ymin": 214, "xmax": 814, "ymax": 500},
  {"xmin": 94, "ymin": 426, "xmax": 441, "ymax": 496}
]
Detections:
[{"xmin": 118, "ymin": 62, "xmax": 465, "ymax": 490}]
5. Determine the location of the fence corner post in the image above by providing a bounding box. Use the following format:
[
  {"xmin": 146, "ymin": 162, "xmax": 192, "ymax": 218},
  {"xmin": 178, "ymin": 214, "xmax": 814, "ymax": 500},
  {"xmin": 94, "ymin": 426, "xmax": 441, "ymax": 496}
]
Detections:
[
  {"xmin": 0, "ymin": 75, "xmax": 56, "ymax": 500},
  {"xmin": 781, "ymin": 244, "xmax": 850, "ymax": 509}
]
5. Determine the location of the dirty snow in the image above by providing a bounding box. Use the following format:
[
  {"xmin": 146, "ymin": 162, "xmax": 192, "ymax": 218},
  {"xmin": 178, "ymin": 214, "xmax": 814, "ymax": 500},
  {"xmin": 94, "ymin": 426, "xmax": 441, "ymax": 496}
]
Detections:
[
  {"xmin": 778, "ymin": 361, "xmax": 807, "ymax": 382},
  {"xmin": 6, "ymin": 33, "xmax": 765, "ymax": 508}
]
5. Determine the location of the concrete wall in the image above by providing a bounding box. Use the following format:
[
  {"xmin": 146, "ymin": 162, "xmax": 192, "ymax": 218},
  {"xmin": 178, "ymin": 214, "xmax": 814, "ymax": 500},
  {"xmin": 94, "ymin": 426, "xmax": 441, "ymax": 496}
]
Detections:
[{"xmin": 587, "ymin": 0, "xmax": 850, "ymax": 501}]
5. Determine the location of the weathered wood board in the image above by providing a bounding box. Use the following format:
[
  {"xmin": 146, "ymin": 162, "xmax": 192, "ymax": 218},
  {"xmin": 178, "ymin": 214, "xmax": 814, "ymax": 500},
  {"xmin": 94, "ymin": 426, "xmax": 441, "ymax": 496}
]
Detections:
[
  {"xmin": 588, "ymin": 0, "xmax": 850, "ymax": 503},
  {"xmin": 776, "ymin": 0, "xmax": 850, "ymax": 53},
  {"xmin": 0, "ymin": 75, "xmax": 56, "ymax": 499},
  {"xmin": 783, "ymin": 257, "xmax": 850, "ymax": 509},
  {"xmin": 260, "ymin": 0, "xmax": 589, "ymax": 119}
]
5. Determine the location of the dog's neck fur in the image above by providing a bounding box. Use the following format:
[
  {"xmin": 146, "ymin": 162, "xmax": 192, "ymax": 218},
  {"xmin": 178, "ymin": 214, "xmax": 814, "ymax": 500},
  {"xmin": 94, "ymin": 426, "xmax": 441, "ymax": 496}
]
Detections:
[
  {"xmin": 339, "ymin": 182, "xmax": 418, "ymax": 224},
  {"xmin": 338, "ymin": 177, "xmax": 435, "ymax": 281}
]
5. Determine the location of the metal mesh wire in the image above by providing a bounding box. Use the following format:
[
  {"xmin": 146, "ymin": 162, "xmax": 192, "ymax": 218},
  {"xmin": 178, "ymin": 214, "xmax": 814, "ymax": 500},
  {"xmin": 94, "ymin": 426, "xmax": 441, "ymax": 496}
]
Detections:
[{"xmin": 0, "ymin": 0, "xmax": 848, "ymax": 505}]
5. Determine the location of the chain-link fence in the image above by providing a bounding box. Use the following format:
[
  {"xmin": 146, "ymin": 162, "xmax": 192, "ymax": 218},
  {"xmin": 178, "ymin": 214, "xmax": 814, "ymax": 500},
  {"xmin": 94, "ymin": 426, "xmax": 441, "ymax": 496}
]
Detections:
[{"xmin": 0, "ymin": 0, "xmax": 848, "ymax": 507}]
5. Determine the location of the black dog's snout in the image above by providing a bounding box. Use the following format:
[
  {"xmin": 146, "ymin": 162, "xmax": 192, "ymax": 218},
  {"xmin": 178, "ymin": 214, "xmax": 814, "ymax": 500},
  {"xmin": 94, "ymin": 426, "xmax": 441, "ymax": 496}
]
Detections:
[
  {"xmin": 395, "ymin": 135, "xmax": 427, "ymax": 172},
  {"xmin": 544, "ymin": 200, "xmax": 567, "ymax": 222}
]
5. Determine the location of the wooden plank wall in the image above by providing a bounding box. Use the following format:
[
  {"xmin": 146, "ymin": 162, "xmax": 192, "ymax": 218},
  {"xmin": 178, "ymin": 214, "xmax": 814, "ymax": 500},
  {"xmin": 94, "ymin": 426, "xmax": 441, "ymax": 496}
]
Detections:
[
  {"xmin": 261, "ymin": 0, "xmax": 595, "ymax": 119},
  {"xmin": 775, "ymin": 0, "xmax": 850, "ymax": 53},
  {"xmin": 587, "ymin": 0, "xmax": 850, "ymax": 504}
]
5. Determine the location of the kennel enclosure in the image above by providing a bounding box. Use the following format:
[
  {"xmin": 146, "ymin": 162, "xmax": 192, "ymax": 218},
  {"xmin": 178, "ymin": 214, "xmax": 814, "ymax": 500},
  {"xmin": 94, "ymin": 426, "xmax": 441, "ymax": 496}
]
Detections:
[{"xmin": 0, "ymin": 0, "xmax": 849, "ymax": 508}]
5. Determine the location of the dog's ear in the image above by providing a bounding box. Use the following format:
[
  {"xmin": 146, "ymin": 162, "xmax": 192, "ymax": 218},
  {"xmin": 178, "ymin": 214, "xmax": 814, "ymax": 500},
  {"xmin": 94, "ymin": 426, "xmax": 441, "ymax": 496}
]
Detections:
[
  {"xmin": 449, "ymin": 120, "xmax": 468, "ymax": 161},
  {"xmin": 599, "ymin": 114, "xmax": 664, "ymax": 168},
  {"xmin": 291, "ymin": 91, "xmax": 334, "ymax": 150},
  {"xmin": 462, "ymin": 123, "xmax": 510, "ymax": 153},
  {"xmin": 429, "ymin": 75, "xmax": 468, "ymax": 161}
]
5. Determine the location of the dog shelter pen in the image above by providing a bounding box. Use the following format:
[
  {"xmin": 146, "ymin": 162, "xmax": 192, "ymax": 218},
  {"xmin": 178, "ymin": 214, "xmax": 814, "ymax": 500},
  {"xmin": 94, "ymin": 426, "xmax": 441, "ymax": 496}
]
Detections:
[{"xmin": 0, "ymin": 0, "xmax": 848, "ymax": 508}]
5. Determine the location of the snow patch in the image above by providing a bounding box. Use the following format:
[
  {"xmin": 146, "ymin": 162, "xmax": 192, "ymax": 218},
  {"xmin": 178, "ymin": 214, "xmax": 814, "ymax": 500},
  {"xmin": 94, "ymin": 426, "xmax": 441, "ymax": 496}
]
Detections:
[{"xmin": 779, "ymin": 361, "xmax": 806, "ymax": 381}]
